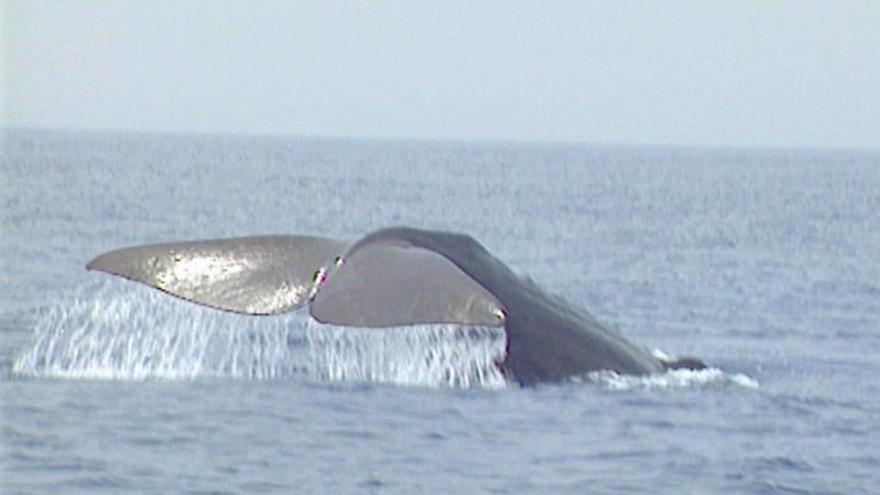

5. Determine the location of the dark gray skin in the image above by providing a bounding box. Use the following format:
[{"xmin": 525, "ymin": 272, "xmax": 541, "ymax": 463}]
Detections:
[
  {"xmin": 87, "ymin": 226, "xmax": 705, "ymax": 385},
  {"xmin": 342, "ymin": 228, "xmax": 701, "ymax": 384}
]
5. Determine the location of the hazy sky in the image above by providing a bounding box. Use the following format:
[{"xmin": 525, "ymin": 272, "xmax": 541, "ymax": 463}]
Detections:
[{"xmin": 3, "ymin": 1, "xmax": 879, "ymax": 148}]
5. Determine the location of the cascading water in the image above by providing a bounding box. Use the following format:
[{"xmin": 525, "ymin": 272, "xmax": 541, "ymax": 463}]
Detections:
[
  {"xmin": 13, "ymin": 281, "xmax": 752, "ymax": 391},
  {"xmin": 306, "ymin": 320, "xmax": 507, "ymax": 388},
  {"xmin": 12, "ymin": 281, "xmax": 309, "ymax": 380},
  {"xmin": 13, "ymin": 280, "xmax": 509, "ymax": 388}
]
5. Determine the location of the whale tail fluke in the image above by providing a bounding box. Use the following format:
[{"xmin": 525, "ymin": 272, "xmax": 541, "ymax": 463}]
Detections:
[
  {"xmin": 309, "ymin": 241, "xmax": 506, "ymax": 328},
  {"xmin": 85, "ymin": 232, "xmax": 506, "ymax": 327},
  {"xmin": 86, "ymin": 235, "xmax": 347, "ymax": 315}
]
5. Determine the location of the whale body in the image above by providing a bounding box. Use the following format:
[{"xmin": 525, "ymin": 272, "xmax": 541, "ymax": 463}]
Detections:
[{"xmin": 87, "ymin": 227, "xmax": 704, "ymax": 385}]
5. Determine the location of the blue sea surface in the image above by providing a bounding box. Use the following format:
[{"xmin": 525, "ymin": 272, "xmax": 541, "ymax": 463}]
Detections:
[{"xmin": 2, "ymin": 129, "xmax": 879, "ymax": 493}]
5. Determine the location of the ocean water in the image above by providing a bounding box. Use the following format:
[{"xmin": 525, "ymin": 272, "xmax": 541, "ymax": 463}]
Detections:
[{"xmin": 2, "ymin": 129, "xmax": 879, "ymax": 494}]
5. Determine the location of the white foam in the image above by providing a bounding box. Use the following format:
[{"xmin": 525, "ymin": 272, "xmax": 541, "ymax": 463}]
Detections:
[
  {"xmin": 586, "ymin": 367, "xmax": 759, "ymax": 391},
  {"xmin": 650, "ymin": 348, "xmax": 674, "ymax": 361}
]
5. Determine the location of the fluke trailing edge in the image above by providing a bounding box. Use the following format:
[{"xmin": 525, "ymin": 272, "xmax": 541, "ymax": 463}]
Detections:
[{"xmin": 87, "ymin": 227, "xmax": 705, "ymax": 385}]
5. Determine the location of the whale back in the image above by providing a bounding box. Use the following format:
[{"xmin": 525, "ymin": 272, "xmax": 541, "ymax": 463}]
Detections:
[{"xmin": 87, "ymin": 235, "xmax": 346, "ymax": 314}]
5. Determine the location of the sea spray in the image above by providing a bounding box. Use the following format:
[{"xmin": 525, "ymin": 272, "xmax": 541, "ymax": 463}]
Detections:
[
  {"xmin": 306, "ymin": 319, "xmax": 508, "ymax": 388},
  {"xmin": 14, "ymin": 281, "xmax": 510, "ymax": 388},
  {"xmin": 13, "ymin": 281, "xmax": 309, "ymax": 380}
]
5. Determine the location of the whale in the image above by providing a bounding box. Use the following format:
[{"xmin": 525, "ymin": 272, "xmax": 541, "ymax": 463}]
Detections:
[{"xmin": 86, "ymin": 226, "xmax": 705, "ymax": 385}]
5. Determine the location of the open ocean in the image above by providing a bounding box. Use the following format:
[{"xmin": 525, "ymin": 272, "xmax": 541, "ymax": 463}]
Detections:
[{"xmin": 2, "ymin": 129, "xmax": 878, "ymax": 494}]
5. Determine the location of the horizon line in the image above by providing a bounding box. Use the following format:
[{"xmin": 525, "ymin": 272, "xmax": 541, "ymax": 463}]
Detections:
[{"xmin": 4, "ymin": 125, "xmax": 879, "ymax": 155}]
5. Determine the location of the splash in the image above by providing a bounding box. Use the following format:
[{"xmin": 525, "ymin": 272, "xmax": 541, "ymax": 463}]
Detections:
[
  {"xmin": 12, "ymin": 281, "xmax": 509, "ymax": 388},
  {"xmin": 15, "ymin": 281, "xmax": 742, "ymax": 391},
  {"xmin": 585, "ymin": 364, "xmax": 759, "ymax": 391},
  {"xmin": 12, "ymin": 281, "xmax": 308, "ymax": 380},
  {"xmin": 306, "ymin": 319, "xmax": 508, "ymax": 389}
]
